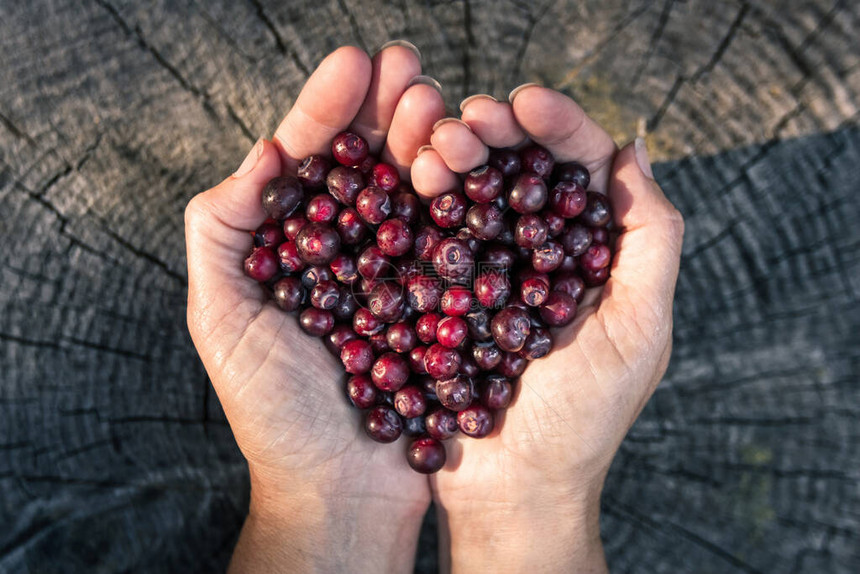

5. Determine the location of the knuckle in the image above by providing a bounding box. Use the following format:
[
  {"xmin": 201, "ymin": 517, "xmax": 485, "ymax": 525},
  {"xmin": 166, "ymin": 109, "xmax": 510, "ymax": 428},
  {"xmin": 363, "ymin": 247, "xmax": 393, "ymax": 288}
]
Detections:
[{"xmin": 184, "ymin": 193, "xmax": 210, "ymax": 230}]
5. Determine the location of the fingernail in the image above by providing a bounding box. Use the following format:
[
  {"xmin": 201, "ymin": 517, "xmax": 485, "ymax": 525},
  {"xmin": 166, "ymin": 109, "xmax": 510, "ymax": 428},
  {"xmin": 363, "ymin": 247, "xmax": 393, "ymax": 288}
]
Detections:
[
  {"xmin": 459, "ymin": 94, "xmax": 497, "ymax": 113},
  {"xmin": 432, "ymin": 118, "xmax": 472, "ymax": 132},
  {"xmin": 407, "ymin": 75, "xmax": 443, "ymax": 94},
  {"xmin": 634, "ymin": 137, "xmax": 654, "ymax": 179},
  {"xmin": 416, "ymin": 145, "xmax": 434, "ymax": 156},
  {"xmin": 234, "ymin": 138, "xmax": 265, "ymax": 178},
  {"xmin": 376, "ymin": 40, "xmax": 421, "ymax": 62},
  {"xmin": 508, "ymin": 82, "xmax": 540, "ymax": 104}
]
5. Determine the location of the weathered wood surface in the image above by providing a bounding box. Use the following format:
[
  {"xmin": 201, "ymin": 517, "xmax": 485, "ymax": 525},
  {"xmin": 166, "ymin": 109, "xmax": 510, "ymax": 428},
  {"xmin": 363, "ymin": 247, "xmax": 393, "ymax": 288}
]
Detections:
[{"xmin": 1, "ymin": 1, "xmax": 858, "ymax": 572}]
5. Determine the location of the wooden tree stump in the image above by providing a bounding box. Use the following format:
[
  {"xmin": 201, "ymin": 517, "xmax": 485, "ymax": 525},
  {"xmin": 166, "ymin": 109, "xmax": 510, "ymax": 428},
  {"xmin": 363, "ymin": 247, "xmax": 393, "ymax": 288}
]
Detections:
[{"xmin": 0, "ymin": 1, "xmax": 857, "ymax": 572}]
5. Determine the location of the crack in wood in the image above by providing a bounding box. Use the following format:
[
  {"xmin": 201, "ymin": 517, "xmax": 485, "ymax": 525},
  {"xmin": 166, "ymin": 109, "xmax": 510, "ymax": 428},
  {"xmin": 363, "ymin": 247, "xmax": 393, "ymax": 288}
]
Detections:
[
  {"xmin": 0, "ymin": 110, "xmax": 38, "ymax": 147},
  {"xmin": 631, "ymin": 0, "xmax": 677, "ymax": 88},
  {"xmin": 245, "ymin": 0, "xmax": 311, "ymax": 76},
  {"xmin": 335, "ymin": 0, "xmax": 368, "ymax": 53}
]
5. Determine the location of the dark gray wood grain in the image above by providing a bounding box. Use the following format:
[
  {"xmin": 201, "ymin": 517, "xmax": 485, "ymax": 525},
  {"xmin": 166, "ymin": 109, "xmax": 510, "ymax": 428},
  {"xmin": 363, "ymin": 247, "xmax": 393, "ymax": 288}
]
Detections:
[{"xmin": 0, "ymin": 1, "xmax": 857, "ymax": 572}]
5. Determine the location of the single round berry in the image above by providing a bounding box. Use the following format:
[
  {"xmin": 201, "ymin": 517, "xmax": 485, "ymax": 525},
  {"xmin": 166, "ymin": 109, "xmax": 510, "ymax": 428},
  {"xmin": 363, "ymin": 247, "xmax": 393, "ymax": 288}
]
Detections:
[
  {"xmin": 554, "ymin": 161, "xmax": 591, "ymax": 189},
  {"xmin": 560, "ymin": 224, "xmax": 592, "ymax": 256},
  {"xmin": 306, "ymin": 193, "xmax": 340, "ymax": 224},
  {"xmin": 332, "ymin": 131, "xmax": 369, "ymax": 166},
  {"xmin": 413, "ymin": 225, "xmax": 444, "ymax": 261},
  {"xmin": 543, "ymin": 210, "xmax": 566, "ymax": 238},
  {"xmin": 261, "ymin": 176, "xmax": 303, "ymax": 219},
  {"xmin": 472, "ymin": 343, "xmax": 503, "ymax": 371},
  {"xmin": 353, "ymin": 308, "xmax": 385, "ymax": 337},
  {"xmin": 297, "ymin": 154, "xmax": 331, "ymax": 189},
  {"xmin": 579, "ymin": 192, "xmax": 612, "ymax": 227},
  {"xmin": 552, "ymin": 272, "xmax": 586, "ymax": 303},
  {"xmin": 464, "ymin": 165, "xmax": 504, "ymax": 203},
  {"xmin": 295, "ymin": 222, "xmax": 341, "ymax": 265},
  {"xmin": 394, "ymin": 385, "xmax": 427, "ymax": 418},
  {"xmin": 244, "ymin": 246, "xmax": 279, "ymax": 282},
  {"xmin": 390, "ymin": 191, "xmax": 420, "ymax": 225},
  {"xmin": 341, "ymin": 339, "xmax": 374, "ymax": 374},
  {"xmin": 423, "ymin": 343, "xmax": 462, "ymax": 380},
  {"xmin": 464, "ymin": 308, "xmax": 493, "ymax": 343},
  {"xmin": 520, "ymin": 277, "xmax": 549, "ymax": 307},
  {"xmin": 326, "ymin": 166, "xmax": 364, "ymax": 205},
  {"xmin": 416, "ymin": 313, "xmax": 442, "ymax": 344},
  {"xmin": 435, "ymin": 375, "xmax": 473, "ymax": 411},
  {"xmin": 371, "ymin": 352, "xmax": 410, "ymax": 392},
  {"xmin": 441, "ymin": 286, "xmax": 473, "ymax": 317},
  {"xmin": 254, "ymin": 221, "xmax": 286, "ymax": 248},
  {"xmin": 432, "ymin": 238, "xmax": 475, "ymax": 283},
  {"xmin": 425, "ymin": 408, "xmax": 459, "ymax": 440},
  {"xmin": 532, "ymin": 241, "xmax": 565, "ymax": 273},
  {"xmin": 310, "ymin": 280, "xmax": 340, "ymax": 310},
  {"xmin": 519, "ymin": 326, "xmax": 553, "ymax": 360},
  {"xmin": 369, "ymin": 162, "xmax": 400, "ymax": 192},
  {"xmin": 497, "ymin": 352, "xmax": 527, "ymax": 378},
  {"xmin": 514, "ymin": 214, "xmax": 549, "ymax": 248},
  {"xmin": 386, "ymin": 322, "xmax": 417, "ymax": 353},
  {"xmin": 356, "ymin": 245, "xmax": 390, "ymax": 280},
  {"xmin": 364, "ymin": 405, "xmax": 403, "ymax": 443},
  {"xmin": 491, "ymin": 306, "xmax": 532, "ymax": 352},
  {"xmin": 430, "ymin": 191, "xmax": 468, "ymax": 228},
  {"xmin": 332, "ymin": 287, "xmax": 359, "ymax": 322},
  {"xmin": 406, "ymin": 275, "xmax": 442, "ymax": 313},
  {"xmin": 474, "ymin": 270, "xmax": 511, "ymax": 309},
  {"xmin": 272, "ymin": 276, "xmax": 304, "ymax": 311},
  {"xmin": 283, "ymin": 214, "xmax": 308, "ymax": 241},
  {"xmin": 519, "ymin": 144, "xmax": 555, "ymax": 180},
  {"xmin": 539, "ymin": 291, "xmax": 578, "ymax": 327},
  {"xmin": 550, "ymin": 181, "xmax": 588, "ymax": 218},
  {"xmin": 301, "ymin": 265, "xmax": 334, "ymax": 289},
  {"xmin": 368, "ymin": 331, "xmax": 391, "ymax": 355},
  {"xmin": 508, "ymin": 173, "xmax": 548, "ymax": 213},
  {"xmin": 406, "ymin": 437, "xmax": 446, "ymax": 474},
  {"xmin": 356, "ymin": 186, "xmax": 391, "ymax": 224},
  {"xmin": 465, "ymin": 203, "xmax": 504, "ymax": 241},
  {"xmin": 298, "ymin": 308, "xmax": 334, "ymax": 336},
  {"xmin": 488, "ymin": 148, "xmax": 521, "ymax": 178},
  {"xmin": 329, "ymin": 253, "xmax": 359, "ymax": 285},
  {"xmin": 377, "ymin": 218, "xmax": 414, "ymax": 257},
  {"xmin": 582, "ymin": 265, "xmax": 610, "ymax": 287},
  {"xmin": 591, "ymin": 226, "xmax": 610, "ymax": 245},
  {"xmin": 408, "ymin": 345, "xmax": 428, "ymax": 374},
  {"xmin": 457, "ymin": 404, "xmax": 494, "ymax": 438},
  {"xmin": 459, "ymin": 355, "xmax": 481, "ymax": 378},
  {"xmin": 325, "ymin": 324, "xmax": 358, "ymax": 356},
  {"xmin": 277, "ymin": 241, "xmax": 304, "ymax": 273},
  {"xmin": 436, "ymin": 316, "xmax": 469, "ymax": 348},
  {"xmin": 482, "ymin": 374, "xmax": 513, "ymax": 409},
  {"xmin": 579, "ymin": 243, "xmax": 612, "ymax": 271},
  {"xmin": 347, "ymin": 374, "xmax": 378, "ymax": 409},
  {"xmin": 367, "ymin": 281, "xmax": 404, "ymax": 323}
]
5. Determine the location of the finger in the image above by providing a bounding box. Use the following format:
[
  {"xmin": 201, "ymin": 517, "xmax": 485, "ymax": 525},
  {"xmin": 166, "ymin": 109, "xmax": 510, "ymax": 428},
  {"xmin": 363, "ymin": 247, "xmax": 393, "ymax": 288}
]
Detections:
[
  {"xmin": 185, "ymin": 139, "xmax": 282, "ymax": 343},
  {"xmin": 600, "ymin": 139, "xmax": 684, "ymax": 357},
  {"xmin": 430, "ymin": 118, "xmax": 489, "ymax": 173},
  {"xmin": 509, "ymin": 85, "xmax": 617, "ymax": 193},
  {"xmin": 411, "ymin": 146, "xmax": 460, "ymax": 199},
  {"xmin": 273, "ymin": 46, "xmax": 372, "ymax": 171},
  {"xmin": 350, "ymin": 41, "xmax": 423, "ymax": 153},
  {"xmin": 459, "ymin": 95, "xmax": 526, "ymax": 148},
  {"xmin": 381, "ymin": 78, "xmax": 445, "ymax": 179}
]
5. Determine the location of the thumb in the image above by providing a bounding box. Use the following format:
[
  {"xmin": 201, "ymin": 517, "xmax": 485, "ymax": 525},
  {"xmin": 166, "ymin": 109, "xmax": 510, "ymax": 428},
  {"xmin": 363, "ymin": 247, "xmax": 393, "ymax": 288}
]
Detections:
[
  {"xmin": 599, "ymin": 138, "xmax": 684, "ymax": 364},
  {"xmin": 185, "ymin": 138, "xmax": 283, "ymax": 344}
]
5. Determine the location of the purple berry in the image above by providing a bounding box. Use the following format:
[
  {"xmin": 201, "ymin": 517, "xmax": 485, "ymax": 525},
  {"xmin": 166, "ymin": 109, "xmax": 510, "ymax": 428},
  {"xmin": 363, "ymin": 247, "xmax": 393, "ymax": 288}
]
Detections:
[
  {"xmin": 298, "ymin": 308, "xmax": 334, "ymax": 336},
  {"xmin": 464, "ymin": 165, "xmax": 504, "ymax": 203},
  {"xmin": 481, "ymin": 374, "xmax": 513, "ymax": 409},
  {"xmin": 425, "ymin": 408, "xmax": 459, "ymax": 440},
  {"xmin": 519, "ymin": 144, "xmax": 554, "ymax": 180},
  {"xmin": 244, "ymin": 246, "xmax": 279, "ymax": 282},
  {"xmin": 424, "ymin": 343, "xmax": 462, "ymax": 380},
  {"xmin": 430, "ymin": 191, "xmax": 468, "ymax": 228},
  {"xmin": 347, "ymin": 374, "xmax": 378, "ymax": 409},
  {"xmin": 332, "ymin": 132, "xmax": 369, "ymax": 167},
  {"xmin": 272, "ymin": 276, "xmax": 304, "ymax": 311},
  {"xmin": 465, "ymin": 203, "xmax": 504, "ymax": 241},
  {"xmin": 457, "ymin": 404, "xmax": 494, "ymax": 438},
  {"xmin": 394, "ymin": 385, "xmax": 427, "ymax": 418},
  {"xmin": 377, "ymin": 218, "xmax": 414, "ymax": 257},
  {"xmin": 406, "ymin": 437, "xmax": 446, "ymax": 473},
  {"xmin": 435, "ymin": 375, "xmax": 473, "ymax": 411},
  {"xmin": 432, "ymin": 238, "xmax": 475, "ymax": 283},
  {"xmin": 539, "ymin": 291, "xmax": 577, "ymax": 327},
  {"xmin": 371, "ymin": 352, "xmax": 410, "ymax": 392},
  {"xmin": 508, "ymin": 173, "xmax": 548, "ymax": 214},
  {"xmin": 365, "ymin": 405, "xmax": 402, "ymax": 443},
  {"xmin": 326, "ymin": 166, "xmax": 364, "ymax": 205},
  {"xmin": 295, "ymin": 222, "xmax": 341, "ymax": 265},
  {"xmin": 261, "ymin": 176, "xmax": 303, "ymax": 219},
  {"xmin": 356, "ymin": 186, "xmax": 391, "ymax": 224},
  {"xmin": 297, "ymin": 154, "xmax": 331, "ymax": 189},
  {"xmin": 491, "ymin": 306, "xmax": 531, "ymax": 352}
]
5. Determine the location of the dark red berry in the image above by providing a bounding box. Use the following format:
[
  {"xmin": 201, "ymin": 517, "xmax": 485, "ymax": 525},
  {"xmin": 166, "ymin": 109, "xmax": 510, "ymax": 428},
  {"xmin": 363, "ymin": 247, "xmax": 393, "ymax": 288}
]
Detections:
[
  {"xmin": 582, "ymin": 265, "xmax": 610, "ymax": 287},
  {"xmin": 441, "ymin": 286, "xmax": 472, "ymax": 316},
  {"xmin": 532, "ymin": 241, "xmax": 565, "ymax": 273},
  {"xmin": 425, "ymin": 408, "xmax": 459, "ymax": 440},
  {"xmin": 403, "ymin": 416, "xmax": 427, "ymax": 437},
  {"xmin": 326, "ymin": 166, "xmax": 364, "ymax": 205},
  {"xmin": 261, "ymin": 176, "xmax": 303, "ymax": 219},
  {"xmin": 390, "ymin": 191, "xmax": 420, "ymax": 225},
  {"xmin": 423, "ymin": 343, "xmax": 461, "ymax": 380},
  {"xmin": 508, "ymin": 173, "xmax": 548, "ymax": 214},
  {"xmin": 408, "ymin": 345, "xmax": 428, "ymax": 374},
  {"xmin": 272, "ymin": 276, "xmax": 304, "ymax": 311},
  {"xmin": 371, "ymin": 352, "xmax": 410, "ymax": 392},
  {"xmin": 539, "ymin": 291, "xmax": 577, "ymax": 327},
  {"xmin": 464, "ymin": 308, "xmax": 493, "ymax": 342},
  {"xmin": 519, "ymin": 326, "xmax": 553, "ymax": 360},
  {"xmin": 329, "ymin": 253, "xmax": 359, "ymax": 284},
  {"xmin": 356, "ymin": 186, "xmax": 391, "ymax": 224},
  {"xmin": 579, "ymin": 192, "xmax": 612, "ymax": 227},
  {"xmin": 560, "ymin": 224, "xmax": 592, "ymax": 256},
  {"xmin": 332, "ymin": 132, "xmax": 369, "ymax": 167},
  {"xmin": 356, "ymin": 245, "xmax": 390, "ymax": 280},
  {"xmin": 483, "ymin": 245, "xmax": 517, "ymax": 269},
  {"xmin": 514, "ymin": 214, "xmax": 549, "ymax": 248},
  {"xmin": 482, "ymin": 374, "xmax": 513, "ymax": 409},
  {"xmin": 386, "ymin": 322, "xmax": 417, "ymax": 353},
  {"xmin": 367, "ymin": 282, "xmax": 404, "ymax": 323},
  {"xmin": 579, "ymin": 243, "xmax": 612, "ymax": 271},
  {"xmin": 413, "ymin": 225, "xmax": 444, "ymax": 261},
  {"xmin": 364, "ymin": 405, "xmax": 402, "ymax": 443},
  {"xmin": 430, "ymin": 191, "xmax": 468, "ymax": 228},
  {"xmin": 295, "ymin": 222, "xmax": 341, "ymax": 265},
  {"xmin": 353, "ymin": 308, "xmax": 384, "ymax": 337},
  {"xmin": 406, "ymin": 275, "xmax": 442, "ymax": 313},
  {"xmin": 554, "ymin": 161, "xmax": 590, "ymax": 189},
  {"xmin": 299, "ymin": 308, "xmax": 334, "ymax": 336},
  {"xmin": 369, "ymin": 162, "xmax": 400, "ymax": 193},
  {"xmin": 432, "ymin": 238, "xmax": 475, "ymax": 283},
  {"xmin": 550, "ymin": 181, "xmax": 587, "ymax": 218},
  {"xmin": 309, "ymin": 280, "xmax": 340, "ymax": 310},
  {"xmin": 465, "ymin": 203, "xmax": 504, "ymax": 241},
  {"xmin": 590, "ymin": 226, "xmax": 610, "ymax": 245},
  {"xmin": 436, "ymin": 316, "xmax": 468, "ymax": 348},
  {"xmin": 488, "ymin": 148, "xmax": 521, "ymax": 178},
  {"xmin": 543, "ymin": 211, "xmax": 566, "ymax": 238},
  {"xmin": 277, "ymin": 241, "xmax": 304, "ymax": 273},
  {"xmin": 325, "ymin": 324, "xmax": 358, "ymax": 356},
  {"xmin": 406, "ymin": 437, "xmax": 446, "ymax": 474},
  {"xmin": 435, "ymin": 375, "xmax": 473, "ymax": 411},
  {"xmin": 297, "ymin": 154, "xmax": 331, "ymax": 189},
  {"xmin": 491, "ymin": 306, "xmax": 531, "ymax": 352},
  {"xmin": 341, "ymin": 339, "xmax": 374, "ymax": 374},
  {"xmin": 497, "ymin": 352, "xmax": 527, "ymax": 378},
  {"xmin": 520, "ymin": 277, "xmax": 549, "ymax": 307},
  {"xmin": 332, "ymin": 287, "xmax": 359, "ymax": 322},
  {"xmin": 244, "ymin": 246, "xmax": 279, "ymax": 282},
  {"xmin": 377, "ymin": 218, "xmax": 414, "ymax": 257},
  {"xmin": 283, "ymin": 214, "xmax": 309, "ymax": 241},
  {"xmin": 464, "ymin": 165, "xmax": 504, "ymax": 203},
  {"xmin": 306, "ymin": 193, "xmax": 340, "ymax": 224},
  {"xmin": 369, "ymin": 331, "xmax": 391, "ymax": 355},
  {"xmin": 474, "ymin": 270, "xmax": 511, "ymax": 309},
  {"xmin": 254, "ymin": 221, "xmax": 286, "ymax": 248},
  {"xmin": 472, "ymin": 343, "xmax": 502, "ymax": 370},
  {"xmin": 552, "ymin": 272, "xmax": 586, "ymax": 303},
  {"xmin": 394, "ymin": 385, "xmax": 427, "ymax": 418},
  {"xmin": 519, "ymin": 144, "xmax": 554, "ymax": 180},
  {"xmin": 457, "ymin": 404, "xmax": 494, "ymax": 438},
  {"xmin": 416, "ymin": 313, "xmax": 442, "ymax": 344},
  {"xmin": 301, "ymin": 265, "xmax": 334, "ymax": 289},
  {"xmin": 347, "ymin": 374, "xmax": 378, "ymax": 409}
]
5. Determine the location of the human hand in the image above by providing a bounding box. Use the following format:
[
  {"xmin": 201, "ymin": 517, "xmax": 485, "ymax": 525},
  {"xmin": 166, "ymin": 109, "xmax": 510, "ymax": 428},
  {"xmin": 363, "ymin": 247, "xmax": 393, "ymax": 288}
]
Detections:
[
  {"xmin": 184, "ymin": 44, "xmax": 446, "ymax": 573},
  {"xmin": 410, "ymin": 86, "xmax": 685, "ymax": 573}
]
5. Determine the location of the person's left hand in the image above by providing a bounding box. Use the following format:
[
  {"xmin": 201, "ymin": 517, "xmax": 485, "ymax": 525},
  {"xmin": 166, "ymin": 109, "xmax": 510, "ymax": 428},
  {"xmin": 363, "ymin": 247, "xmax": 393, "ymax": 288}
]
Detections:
[{"xmin": 184, "ymin": 44, "xmax": 444, "ymax": 573}]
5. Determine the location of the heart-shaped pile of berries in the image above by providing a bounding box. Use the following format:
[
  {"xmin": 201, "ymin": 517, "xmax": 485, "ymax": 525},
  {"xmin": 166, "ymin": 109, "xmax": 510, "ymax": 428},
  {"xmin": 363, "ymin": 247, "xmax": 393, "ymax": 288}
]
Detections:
[{"xmin": 243, "ymin": 132, "xmax": 613, "ymax": 473}]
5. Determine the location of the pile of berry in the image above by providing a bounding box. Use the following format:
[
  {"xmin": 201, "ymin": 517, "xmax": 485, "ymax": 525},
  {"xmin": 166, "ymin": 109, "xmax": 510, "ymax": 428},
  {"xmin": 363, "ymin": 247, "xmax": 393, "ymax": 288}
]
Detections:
[{"xmin": 243, "ymin": 132, "xmax": 613, "ymax": 473}]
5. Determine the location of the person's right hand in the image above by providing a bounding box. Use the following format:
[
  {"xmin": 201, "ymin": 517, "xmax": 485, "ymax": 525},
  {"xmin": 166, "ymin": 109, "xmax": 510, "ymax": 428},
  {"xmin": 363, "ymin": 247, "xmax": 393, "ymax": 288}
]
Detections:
[{"xmin": 410, "ymin": 86, "xmax": 685, "ymax": 573}]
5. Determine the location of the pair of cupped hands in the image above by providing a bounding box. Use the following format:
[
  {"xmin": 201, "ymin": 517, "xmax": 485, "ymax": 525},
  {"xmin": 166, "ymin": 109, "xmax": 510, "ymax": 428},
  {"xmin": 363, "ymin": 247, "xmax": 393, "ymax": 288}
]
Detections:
[{"xmin": 185, "ymin": 43, "xmax": 684, "ymax": 573}]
